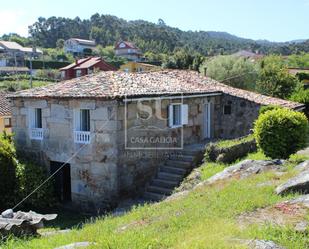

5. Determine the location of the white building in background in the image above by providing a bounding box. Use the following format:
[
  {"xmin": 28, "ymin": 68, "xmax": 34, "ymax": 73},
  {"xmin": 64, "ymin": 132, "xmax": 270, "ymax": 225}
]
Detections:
[
  {"xmin": 0, "ymin": 41, "xmax": 43, "ymax": 67},
  {"xmin": 64, "ymin": 38, "xmax": 96, "ymax": 55}
]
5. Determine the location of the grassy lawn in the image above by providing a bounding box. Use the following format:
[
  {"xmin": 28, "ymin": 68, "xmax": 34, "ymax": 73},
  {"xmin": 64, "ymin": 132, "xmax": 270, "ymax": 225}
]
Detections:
[{"xmin": 3, "ymin": 151, "xmax": 309, "ymax": 249}]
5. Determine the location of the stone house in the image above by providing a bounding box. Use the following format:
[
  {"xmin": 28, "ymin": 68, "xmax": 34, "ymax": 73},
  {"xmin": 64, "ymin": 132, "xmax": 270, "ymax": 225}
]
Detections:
[{"xmin": 9, "ymin": 70, "xmax": 303, "ymax": 211}]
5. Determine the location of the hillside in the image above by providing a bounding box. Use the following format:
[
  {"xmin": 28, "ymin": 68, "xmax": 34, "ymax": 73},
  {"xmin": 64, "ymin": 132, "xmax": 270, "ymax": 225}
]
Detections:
[
  {"xmin": 27, "ymin": 14, "xmax": 309, "ymax": 56},
  {"xmin": 3, "ymin": 151, "xmax": 309, "ymax": 249}
]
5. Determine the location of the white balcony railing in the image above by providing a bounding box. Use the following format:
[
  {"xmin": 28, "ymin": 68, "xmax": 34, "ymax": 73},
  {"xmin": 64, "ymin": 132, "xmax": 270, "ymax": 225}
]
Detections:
[
  {"xmin": 30, "ymin": 128, "xmax": 44, "ymax": 140},
  {"xmin": 74, "ymin": 131, "xmax": 91, "ymax": 144}
]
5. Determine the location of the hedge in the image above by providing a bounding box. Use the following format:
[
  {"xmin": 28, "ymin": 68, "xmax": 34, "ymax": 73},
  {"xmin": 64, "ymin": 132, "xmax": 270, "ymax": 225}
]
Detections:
[
  {"xmin": 204, "ymin": 135, "xmax": 257, "ymax": 164},
  {"xmin": 25, "ymin": 60, "xmax": 70, "ymax": 69}
]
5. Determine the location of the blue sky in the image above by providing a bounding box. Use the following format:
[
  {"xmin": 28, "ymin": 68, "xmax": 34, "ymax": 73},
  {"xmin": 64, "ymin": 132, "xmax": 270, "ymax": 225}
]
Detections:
[{"xmin": 0, "ymin": 0, "xmax": 308, "ymax": 42}]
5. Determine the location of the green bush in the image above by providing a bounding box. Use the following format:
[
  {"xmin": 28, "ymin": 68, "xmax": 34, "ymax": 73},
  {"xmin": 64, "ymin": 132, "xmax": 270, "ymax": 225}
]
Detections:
[
  {"xmin": 254, "ymin": 108, "xmax": 308, "ymax": 159},
  {"xmin": 16, "ymin": 162, "xmax": 56, "ymax": 209},
  {"xmin": 0, "ymin": 133, "xmax": 18, "ymax": 211},
  {"xmin": 259, "ymin": 105, "xmax": 283, "ymax": 115}
]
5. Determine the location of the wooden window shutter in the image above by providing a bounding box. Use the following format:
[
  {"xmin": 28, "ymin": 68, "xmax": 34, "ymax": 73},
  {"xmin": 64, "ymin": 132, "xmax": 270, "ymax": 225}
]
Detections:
[{"xmin": 181, "ymin": 104, "xmax": 188, "ymax": 125}]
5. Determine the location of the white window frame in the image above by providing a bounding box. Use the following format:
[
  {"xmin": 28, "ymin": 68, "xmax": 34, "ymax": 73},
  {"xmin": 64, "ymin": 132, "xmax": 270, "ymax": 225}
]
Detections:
[
  {"xmin": 29, "ymin": 108, "xmax": 44, "ymax": 140},
  {"xmin": 3, "ymin": 116, "xmax": 11, "ymax": 128},
  {"xmin": 73, "ymin": 109, "xmax": 91, "ymax": 144},
  {"xmin": 168, "ymin": 104, "xmax": 188, "ymax": 128}
]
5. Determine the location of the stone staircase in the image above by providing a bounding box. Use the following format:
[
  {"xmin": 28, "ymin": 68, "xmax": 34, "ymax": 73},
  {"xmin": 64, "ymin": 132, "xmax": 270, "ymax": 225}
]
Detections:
[{"xmin": 143, "ymin": 144, "xmax": 205, "ymax": 201}]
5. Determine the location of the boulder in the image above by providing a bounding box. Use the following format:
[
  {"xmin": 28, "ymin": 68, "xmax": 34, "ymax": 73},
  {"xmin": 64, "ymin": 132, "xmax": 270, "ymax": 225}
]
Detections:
[
  {"xmin": 275, "ymin": 171, "xmax": 309, "ymax": 195},
  {"xmin": 294, "ymin": 160, "xmax": 309, "ymax": 172},
  {"xmin": 203, "ymin": 160, "xmax": 283, "ymax": 185},
  {"xmin": 248, "ymin": 240, "xmax": 286, "ymax": 249}
]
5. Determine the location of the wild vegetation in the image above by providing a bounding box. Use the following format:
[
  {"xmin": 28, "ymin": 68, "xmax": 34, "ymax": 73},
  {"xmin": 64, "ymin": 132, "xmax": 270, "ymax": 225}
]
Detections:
[{"xmin": 0, "ymin": 133, "xmax": 55, "ymax": 211}]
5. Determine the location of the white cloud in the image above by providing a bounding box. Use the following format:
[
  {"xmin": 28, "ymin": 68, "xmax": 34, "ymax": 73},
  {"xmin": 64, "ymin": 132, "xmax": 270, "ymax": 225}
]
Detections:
[{"xmin": 0, "ymin": 9, "xmax": 34, "ymax": 36}]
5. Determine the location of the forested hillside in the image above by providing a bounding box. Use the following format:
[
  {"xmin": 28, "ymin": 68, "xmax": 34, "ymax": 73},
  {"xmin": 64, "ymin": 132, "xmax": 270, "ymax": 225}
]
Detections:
[{"xmin": 26, "ymin": 14, "xmax": 309, "ymax": 56}]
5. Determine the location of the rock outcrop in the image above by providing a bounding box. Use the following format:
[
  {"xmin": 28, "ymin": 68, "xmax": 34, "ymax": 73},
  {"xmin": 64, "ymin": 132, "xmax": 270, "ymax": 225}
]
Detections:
[{"xmin": 276, "ymin": 161, "xmax": 309, "ymax": 195}]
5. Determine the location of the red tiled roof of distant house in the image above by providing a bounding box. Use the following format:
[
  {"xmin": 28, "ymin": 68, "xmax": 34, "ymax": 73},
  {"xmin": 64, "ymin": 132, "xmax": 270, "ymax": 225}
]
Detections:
[
  {"xmin": 8, "ymin": 70, "xmax": 304, "ymax": 109},
  {"xmin": 115, "ymin": 41, "xmax": 138, "ymax": 49},
  {"xmin": 59, "ymin": 58, "xmax": 91, "ymax": 71},
  {"xmin": 74, "ymin": 57, "xmax": 116, "ymax": 71},
  {"xmin": 0, "ymin": 92, "xmax": 11, "ymax": 116}
]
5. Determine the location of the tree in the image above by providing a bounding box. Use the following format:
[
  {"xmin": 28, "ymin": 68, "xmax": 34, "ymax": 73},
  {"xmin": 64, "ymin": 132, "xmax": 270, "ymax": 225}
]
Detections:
[
  {"xmin": 199, "ymin": 55, "xmax": 258, "ymax": 90},
  {"xmin": 257, "ymin": 55, "xmax": 299, "ymax": 99},
  {"xmin": 56, "ymin": 39, "xmax": 65, "ymax": 49}
]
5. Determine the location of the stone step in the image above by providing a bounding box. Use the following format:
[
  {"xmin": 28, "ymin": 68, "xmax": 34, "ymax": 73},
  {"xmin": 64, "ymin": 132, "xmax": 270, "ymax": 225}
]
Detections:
[
  {"xmin": 143, "ymin": 191, "xmax": 165, "ymax": 201},
  {"xmin": 180, "ymin": 149, "xmax": 201, "ymax": 156},
  {"xmin": 147, "ymin": 185, "xmax": 173, "ymax": 195},
  {"xmin": 157, "ymin": 172, "xmax": 183, "ymax": 181},
  {"xmin": 165, "ymin": 160, "xmax": 192, "ymax": 169},
  {"xmin": 151, "ymin": 178, "xmax": 179, "ymax": 189},
  {"xmin": 160, "ymin": 166, "xmax": 187, "ymax": 175}
]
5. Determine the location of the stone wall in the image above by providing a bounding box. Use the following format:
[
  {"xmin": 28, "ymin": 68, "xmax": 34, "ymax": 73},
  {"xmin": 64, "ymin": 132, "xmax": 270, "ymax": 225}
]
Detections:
[
  {"xmin": 11, "ymin": 98, "xmax": 120, "ymax": 211},
  {"xmin": 215, "ymin": 94, "xmax": 260, "ymax": 139}
]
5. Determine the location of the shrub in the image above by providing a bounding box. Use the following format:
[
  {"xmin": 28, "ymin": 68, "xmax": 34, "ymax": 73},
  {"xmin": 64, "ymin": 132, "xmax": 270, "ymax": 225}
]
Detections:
[
  {"xmin": 254, "ymin": 108, "xmax": 308, "ymax": 159},
  {"xmin": 0, "ymin": 133, "xmax": 18, "ymax": 211},
  {"xmin": 16, "ymin": 162, "xmax": 56, "ymax": 209},
  {"xmin": 259, "ymin": 105, "xmax": 283, "ymax": 115}
]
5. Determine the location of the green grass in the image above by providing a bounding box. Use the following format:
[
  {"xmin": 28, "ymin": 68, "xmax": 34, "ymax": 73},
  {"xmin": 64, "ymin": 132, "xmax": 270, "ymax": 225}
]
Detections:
[
  {"xmin": 3, "ymin": 151, "xmax": 309, "ymax": 249},
  {"xmin": 0, "ymin": 80, "xmax": 52, "ymax": 91},
  {"xmin": 216, "ymin": 134, "xmax": 254, "ymax": 149}
]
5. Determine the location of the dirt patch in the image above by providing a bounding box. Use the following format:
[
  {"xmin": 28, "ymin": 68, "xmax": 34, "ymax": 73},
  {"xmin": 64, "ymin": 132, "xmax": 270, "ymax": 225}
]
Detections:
[{"xmin": 238, "ymin": 199, "xmax": 309, "ymax": 229}]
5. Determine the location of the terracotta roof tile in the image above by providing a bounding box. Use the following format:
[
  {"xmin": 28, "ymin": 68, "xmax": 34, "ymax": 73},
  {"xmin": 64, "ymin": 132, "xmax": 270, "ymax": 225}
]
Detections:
[
  {"xmin": 0, "ymin": 92, "xmax": 11, "ymax": 116},
  {"xmin": 9, "ymin": 70, "xmax": 303, "ymax": 109}
]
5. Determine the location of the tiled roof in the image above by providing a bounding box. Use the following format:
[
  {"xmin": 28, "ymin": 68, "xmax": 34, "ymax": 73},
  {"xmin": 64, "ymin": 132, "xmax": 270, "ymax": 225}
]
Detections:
[
  {"xmin": 0, "ymin": 92, "xmax": 11, "ymax": 116},
  {"xmin": 59, "ymin": 58, "xmax": 91, "ymax": 70},
  {"xmin": 115, "ymin": 41, "xmax": 138, "ymax": 49},
  {"xmin": 74, "ymin": 57, "xmax": 116, "ymax": 70},
  {"xmin": 0, "ymin": 41, "xmax": 23, "ymax": 50},
  {"xmin": 9, "ymin": 70, "xmax": 303, "ymax": 109},
  {"xmin": 69, "ymin": 38, "xmax": 96, "ymax": 46}
]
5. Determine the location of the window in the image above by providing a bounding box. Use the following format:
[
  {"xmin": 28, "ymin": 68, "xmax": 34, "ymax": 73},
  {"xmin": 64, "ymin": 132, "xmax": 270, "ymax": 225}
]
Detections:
[
  {"xmin": 80, "ymin": 109, "xmax": 90, "ymax": 132},
  {"xmin": 76, "ymin": 69, "xmax": 82, "ymax": 77},
  {"xmin": 88, "ymin": 68, "xmax": 93, "ymax": 75},
  {"xmin": 223, "ymin": 105, "xmax": 232, "ymax": 115},
  {"xmin": 29, "ymin": 108, "xmax": 43, "ymax": 140},
  {"xmin": 30, "ymin": 108, "xmax": 42, "ymax": 128},
  {"xmin": 168, "ymin": 104, "xmax": 188, "ymax": 128},
  {"xmin": 61, "ymin": 71, "xmax": 65, "ymax": 79},
  {"xmin": 74, "ymin": 109, "xmax": 91, "ymax": 144},
  {"xmin": 4, "ymin": 117, "xmax": 11, "ymax": 128}
]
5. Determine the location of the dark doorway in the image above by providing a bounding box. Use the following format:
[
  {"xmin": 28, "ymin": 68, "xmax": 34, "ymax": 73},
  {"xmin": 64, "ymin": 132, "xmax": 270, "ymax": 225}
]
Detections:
[{"xmin": 50, "ymin": 161, "xmax": 71, "ymax": 202}]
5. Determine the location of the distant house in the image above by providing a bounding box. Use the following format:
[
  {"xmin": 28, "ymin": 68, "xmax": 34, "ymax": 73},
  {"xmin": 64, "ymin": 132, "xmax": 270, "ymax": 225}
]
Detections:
[
  {"xmin": 0, "ymin": 41, "xmax": 43, "ymax": 67},
  {"xmin": 59, "ymin": 57, "xmax": 116, "ymax": 80},
  {"xmin": 114, "ymin": 41, "xmax": 142, "ymax": 61},
  {"xmin": 232, "ymin": 50, "xmax": 264, "ymax": 61},
  {"xmin": 0, "ymin": 92, "xmax": 11, "ymax": 133},
  {"xmin": 64, "ymin": 38, "xmax": 96, "ymax": 56},
  {"xmin": 119, "ymin": 61, "xmax": 160, "ymax": 73}
]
